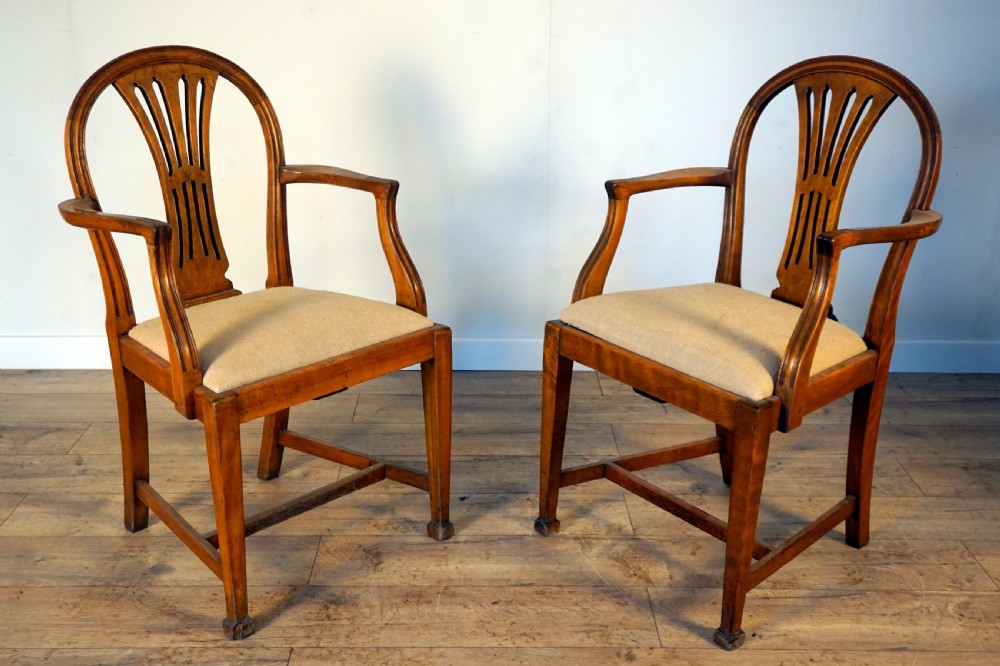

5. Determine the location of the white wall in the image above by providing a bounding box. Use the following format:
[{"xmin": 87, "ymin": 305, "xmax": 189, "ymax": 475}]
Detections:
[{"xmin": 2, "ymin": 0, "xmax": 998, "ymax": 372}]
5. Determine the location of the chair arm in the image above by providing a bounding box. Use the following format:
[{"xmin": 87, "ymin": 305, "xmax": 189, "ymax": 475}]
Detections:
[
  {"xmin": 59, "ymin": 198, "xmax": 203, "ymax": 417},
  {"xmin": 280, "ymin": 164, "xmax": 398, "ymax": 199},
  {"xmin": 58, "ymin": 198, "xmax": 171, "ymax": 244},
  {"xmin": 278, "ymin": 164, "xmax": 426, "ymax": 314},
  {"xmin": 572, "ymin": 167, "xmax": 732, "ymax": 301},
  {"xmin": 605, "ymin": 167, "xmax": 731, "ymax": 200},
  {"xmin": 775, "ymin": 209, "xmax": 942, "ymax": 429},
  {"xmin": 817, "ymin": 209, "xmax": 942, "ymax": 256}
]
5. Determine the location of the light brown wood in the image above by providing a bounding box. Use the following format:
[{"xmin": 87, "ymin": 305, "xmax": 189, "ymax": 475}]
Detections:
[
  {"xmin": 55, "ymin": 46, "xmax": 453, "ymax": 637},
  {"xmin": 0, "ymin": 369, "xmax": 997, "ymax": 661},
  {"xmin": 539, "ymin": 56, "xmax": 944, "ymax": 649}
]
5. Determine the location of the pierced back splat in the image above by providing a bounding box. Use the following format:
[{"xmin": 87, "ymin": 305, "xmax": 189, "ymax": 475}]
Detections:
[
  {"xmin": 771, "ymin": 73, "xmax": 897, "ymax": 309},
  {"xmin": 114, "ymin": 65, "xmax": 236, "ymax": 305}
]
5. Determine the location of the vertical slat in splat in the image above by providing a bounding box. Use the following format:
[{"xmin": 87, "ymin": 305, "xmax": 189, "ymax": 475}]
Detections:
[
  {"xmin": 113, "ymin": 66, "xmax": 234, "ymax": 305},
  {"xmin": 772, "ymin": 73, "xmax": 897, "ymax": 308}
]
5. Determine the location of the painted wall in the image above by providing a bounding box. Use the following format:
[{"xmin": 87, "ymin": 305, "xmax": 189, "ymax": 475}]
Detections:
[{"xmin": 1, "ymin": 0, "xmax": 998, "ymax": 371}]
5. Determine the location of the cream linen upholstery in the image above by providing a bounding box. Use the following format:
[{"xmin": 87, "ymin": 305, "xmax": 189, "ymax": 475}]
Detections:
[
  {"xmin": 560, "ymin": 283, "xmax": 867, "ymax": 401},
  {"xmin": 129, "ymin": 287, "xmax": 433, "ymax": 393}
]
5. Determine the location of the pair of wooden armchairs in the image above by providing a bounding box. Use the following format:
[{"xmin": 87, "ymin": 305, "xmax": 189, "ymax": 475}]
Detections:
[{"xmin": 60, "ymin": 47, "xmax": 940, "ymax": 647}]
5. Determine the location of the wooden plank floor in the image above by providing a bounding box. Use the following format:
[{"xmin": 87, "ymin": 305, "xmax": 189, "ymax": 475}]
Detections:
[{"xmin": 1, "ymin": 369, "xmax": 998, "ymax": 665}]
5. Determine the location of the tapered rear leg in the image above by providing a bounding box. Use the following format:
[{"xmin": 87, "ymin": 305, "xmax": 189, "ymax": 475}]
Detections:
[
  {"xmin": 535, "ymin": 322, "xmax": 574, "ymax": 536},
  {"xmin": 257, "ymin": 408, "xmax": 289, "ymax": 481},
  {"xmin": 714, "ymin": 409, "xmax": 772, "ymax": 650},
  {"xmin": 845, "ymin": 378, "xmax": 887, "ymax": 549},
  {"xmin": 113, "ymin": 366, "xmax": 150, "ymax": 532},
  {"xmin": 204, "ymin": 394, "xmax": 254, "ymax": 639},
  {"xmin": 422, "ymin": 327, "xmax": 455, "ymax": 541},
  {"xmin": 716, "ymin": 425, "xmax": 734, "ymax": 486}
]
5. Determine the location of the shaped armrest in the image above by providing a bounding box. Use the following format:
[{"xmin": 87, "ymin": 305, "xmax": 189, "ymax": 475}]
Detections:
[
  {"xmin": 280, "ymin": 164, "xmax": 398, "ymax": 199},
  {"xmin": 58, "ymin": 198, "xmax": 171, "ymax": 244},
  {"xmin": 606, "ymin": 167, "xmax": 731, "ymax": 199},
  {"xmin": 817, "ymin": 209, "xmax": 942, "ymax": 256}
]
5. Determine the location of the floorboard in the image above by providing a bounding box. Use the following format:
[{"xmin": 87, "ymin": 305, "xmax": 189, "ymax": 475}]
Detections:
[{"xmin": 1, "ymin": 369, "xmax": 998, "ymax": 664}]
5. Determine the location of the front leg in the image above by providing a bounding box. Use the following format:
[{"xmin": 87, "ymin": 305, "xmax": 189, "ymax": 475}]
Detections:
[
  {"xmin": 422, "ymin": 326, "xmax": 455, "ymax": 541},
  {"xmin": 536, "ymin": 323, "xmax": 574, "ymax": 536},
  {"xmin": 715, "ymin": 407, "xmax": 773, "ymax": 649},
  {"xmin": 204, "ymin": 393, "xmax": 254, "ymax": 639},
  {"xmin": 113, "ymin": 365, "xmax": 150, "ymax": 532}
]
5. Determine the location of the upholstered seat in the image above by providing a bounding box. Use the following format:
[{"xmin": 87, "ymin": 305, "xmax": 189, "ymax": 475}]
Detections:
[
  {"xmin": 560, "ymin": 283, "xmax": 867, "ymax": 400},
  {"xmin": 129, "ymin": 287, "xmax": 433, "ymax": 392}
]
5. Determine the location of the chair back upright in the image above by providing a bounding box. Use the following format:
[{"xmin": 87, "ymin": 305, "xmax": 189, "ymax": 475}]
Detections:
[
  {"xmin": 719, "ymin": 57, "xmax": 942, "ymax": 319},
  {"xmin": 63, "ymin": 46, "xmax": 291, "ymax": 317}
]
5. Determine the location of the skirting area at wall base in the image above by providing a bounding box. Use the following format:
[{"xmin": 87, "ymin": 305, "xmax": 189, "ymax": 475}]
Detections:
[{"xmin": 1, "ymin": 336, "xmax": 998, "ymax": 373}]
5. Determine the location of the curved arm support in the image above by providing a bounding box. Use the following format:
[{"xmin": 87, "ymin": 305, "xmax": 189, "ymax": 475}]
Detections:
[
  {"xmin": 58, "ymin": 198, "xmax": 203, "ymax": 417},
  {"xmin": 775, "ymin": 209, "xmax": 942, "ymax": 428},
  {"xmin": 279, "ymin": 165, "xmax": 426, "ymax": 314},
  {"xmin": 573, "ymin": 167, "xmax": 732, "ymax": 302}
]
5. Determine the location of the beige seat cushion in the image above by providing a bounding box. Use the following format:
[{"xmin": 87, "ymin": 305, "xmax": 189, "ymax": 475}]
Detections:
[
  {"xmin": 560, "ymin": 283, "xmax": 867, "ymax": 401},
  {"xmin": 129, "ymin": 286, "xmax": 433, "ymax": 393}
]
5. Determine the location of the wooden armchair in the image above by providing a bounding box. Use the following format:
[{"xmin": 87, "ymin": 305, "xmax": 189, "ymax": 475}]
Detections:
[
  {"xmin": 59, "ymin": 46, "xmax": 454, "ymax": 639},
  {"xmin": 536, "ymin": 56, "xmax": 942, "ymax": 648}
]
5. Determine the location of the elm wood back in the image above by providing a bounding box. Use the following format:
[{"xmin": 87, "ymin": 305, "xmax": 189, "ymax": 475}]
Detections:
[
  {"xmin": 64, "ymin": 46, "xmax": 288, "ymax": 317},
  {"xmin": 717, "ymin": 56, "xmax": 941, "ymax": 312}
]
